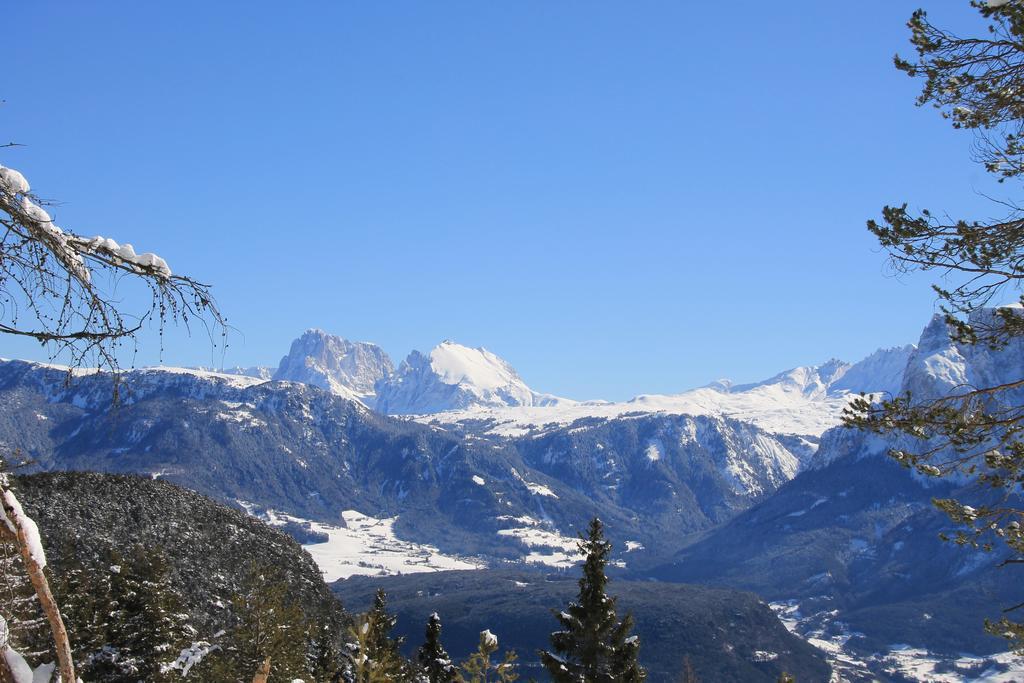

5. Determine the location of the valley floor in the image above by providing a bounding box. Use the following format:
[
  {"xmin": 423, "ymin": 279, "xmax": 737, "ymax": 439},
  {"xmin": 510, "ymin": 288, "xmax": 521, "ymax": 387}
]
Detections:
[{"xmin": 771, "ymin": 600, "xmax": 1024, "ymax": 682}]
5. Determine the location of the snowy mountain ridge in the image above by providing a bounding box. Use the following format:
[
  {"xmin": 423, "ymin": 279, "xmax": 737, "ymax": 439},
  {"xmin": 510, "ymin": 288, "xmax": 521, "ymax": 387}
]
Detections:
[
  {"xmin": 273, "ymin": 329, "xmax": 394, "ymax": 405},
  {"xmin": 418, "ymin": 345, "xmax": 917, "ymax": 440},
  {"xmin": 258, "ymin": 328, "xmax": 916, "ymax": 441},
  {"xmin": 373, "ymin": 340, "xmax": 568, "ymax": 414},
  {"xmin": 813, "ymin": 309, "xmax": 1024, "ymax": 471}
]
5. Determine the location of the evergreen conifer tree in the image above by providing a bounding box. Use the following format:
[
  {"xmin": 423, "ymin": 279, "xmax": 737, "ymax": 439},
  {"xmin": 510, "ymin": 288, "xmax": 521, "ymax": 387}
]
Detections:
[
  {"xmin": 52, "ymin": 544, "xmax": 114, "ymax": 676},
  {"xmin": 65, "ymin": 544, "xmax": 194, "ymax": 683},
  {"xmin": 360, "ymin": 589, "xmax": 409, "ymax": 680},
  {"xmin": 417, "ymin": 612, "xmax": 457, "ymax": 683},
  {"xmin": 457, "ymin": 630, "xmax": 517, "ymax": 683},
  {"xmin": 347, "ymin": 610, "xmax": 406, "ymax": 683},
  {"xmin": 539, "ymin": 518, "xmax": 645, "ymax": 683},
  {"xmin": 842, "ymin": 0, "xmax": 1024, "ymax": 648},
  {"xmin": 200, "ymin": 563, "xmax": 311, "ymax": 682},
  {"xmin": 111, "ymin": 546, "xmax": 194, "ymax": 681},
  {"xmin": 306, "ymin": 618, "xmax": 348, "ymax": 683}
]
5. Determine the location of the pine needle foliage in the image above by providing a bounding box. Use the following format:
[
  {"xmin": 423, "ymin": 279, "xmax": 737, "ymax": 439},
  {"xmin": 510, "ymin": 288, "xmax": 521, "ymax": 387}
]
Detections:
[
  {"xmin": 417, "ymin": 612, "xmax": 457, "ymax": 683},
  {"xmin": 844, "ymin": 0, "xmax": 1024, "ymax": 651},
  {"xmin": 457, "ymin": 630, "xmax": 518, "ymax": 683},
  {"xmin": 199, "ymin": 562, "xmax": 312, "ymax": 682},
  {"xmin": 539, "ymin": 518, "xmax": 645, "ymax": 683}
]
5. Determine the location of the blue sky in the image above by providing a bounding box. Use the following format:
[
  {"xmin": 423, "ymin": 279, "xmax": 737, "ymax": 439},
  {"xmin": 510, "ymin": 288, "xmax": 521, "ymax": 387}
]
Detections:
[{"xmin": 1, "ymin": 2, "xmax": 1007, "ymax": 400}]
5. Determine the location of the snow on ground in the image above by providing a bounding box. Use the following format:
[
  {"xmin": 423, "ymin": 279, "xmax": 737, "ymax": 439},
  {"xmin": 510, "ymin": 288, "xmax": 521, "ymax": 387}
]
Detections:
[
  {"xmin": 496, "ymin": 516, "xmax": 580, "ymax": 568},
  {"xmin": 510, "ymin": 468, "xmax": 558, "ymax": 498},
  {"xmin": 131, "ymin": 365, "xmax": 268, "ymax": 388},
  {"xmin": 770, "ymin": 600, "xmax": 1024, "ymax": 682},
  {"xmin": 3, "ymin": 359, "xmax": 268, "ymax": 389},
  {"xmin": 416, "ymin": 378, "xmax": 859, "ymax": 439},
  {"xmin": 239, "ymin": 503, "xmax": 483, "ymax": 582}
]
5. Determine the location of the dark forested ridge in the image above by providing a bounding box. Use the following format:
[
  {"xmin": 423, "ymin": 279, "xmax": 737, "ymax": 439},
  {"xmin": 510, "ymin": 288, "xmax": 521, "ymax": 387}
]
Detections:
[
  {"xmin": 2, "ymin": 471, "xmax": 831, "ymax": 681},
  {"xmin": 333, "ymin": 569, "xmax": 831, "ymax": 683},
  {"xmin": 11, "ymin": 471, "xmax": 345, "ymax": 634}
]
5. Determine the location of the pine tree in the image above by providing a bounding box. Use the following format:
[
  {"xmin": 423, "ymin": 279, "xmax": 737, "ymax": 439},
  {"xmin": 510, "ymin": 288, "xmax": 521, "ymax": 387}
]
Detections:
[
  {"xmin": 457, "ymin": 630, "xmax": 518, "ymax": 683},
  {"xmin": 52, "ymin": 544, "xmax": 115, "ymax": 676},
  {"xmin": 539, "ymin": 517, "xmax": 646, "ymax": 683},
  {"xmin": 356, "ymin": 589, "xmax": 411, "ymax": 679},
  {"xmin": 676, "ymin": 656, "xmax": 699, "ymax": 683},
  {"xmin": 347, "ymin": 611, "xmax": 406, "ymax": 683},
  {"xmin": 365, "ymin": 588, "xmax": 404, "ymax": 674},
  {"xmin": 109, "ymin": 546, "xmax": 195, "ymax": 681},
  {"xmin": 842, "ymin": 0, "xmax": 1024, "ymax": 649},
  {"xmin": 417, "ymin": 612, "xmax": 457, "ymax": 683},
  {"xmin": 306, "ymin": 617, "xmax": 348, "ymax": 683},
  {"xmin": 199, "ymin": 562, "xmax": 312, "ymax": 682},
  {"xmin": 62, "ymin": 544, "xmax": 195, "ymax": 683}
]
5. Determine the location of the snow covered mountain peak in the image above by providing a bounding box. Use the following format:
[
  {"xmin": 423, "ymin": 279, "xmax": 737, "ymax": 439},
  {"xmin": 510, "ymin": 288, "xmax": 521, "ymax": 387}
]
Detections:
[
  {"xmin": 374, "ymin": 341, "xmax": 566, "ymax": 415},
  {"xmin": 272, "ymin": 329, "xmax": 394, "ymax": 405},
  {"xmin": 729, "ymin": 358, "xmax": 850, "ymax": 399},
  {"xmin": 428, "ymin": 341, "xmax": 522, "ymax": 391},
  {"xmin": 900, "ymin": 309, "xmax": 1024, "ymax": 403}
]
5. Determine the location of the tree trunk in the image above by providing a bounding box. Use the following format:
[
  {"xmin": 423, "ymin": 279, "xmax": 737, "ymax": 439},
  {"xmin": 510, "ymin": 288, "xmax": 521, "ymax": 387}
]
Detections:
[
  {"xmin": 0, "ymin": 649, "xmax": 15, "ymax": 683},
  {"xmin": 0, "ymin": 488, "xmax": 76, "ymax": 683},
  {"xmin": 252, "ymin": 656, "xmax": 272, "ymax": 683}
]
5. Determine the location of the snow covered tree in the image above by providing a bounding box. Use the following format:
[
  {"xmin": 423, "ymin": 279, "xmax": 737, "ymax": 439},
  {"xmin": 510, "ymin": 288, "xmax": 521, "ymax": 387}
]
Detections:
[
  {"xmin": 457, "ymin": 630, "xmax": 517, "ymax": 683},
  {"xmin": 416, "ymin": 612, "xmax": 457, "ymax": 683},
  {"xmin": 0, "ymin": 476, "xmax": 75, "ymax": 682},
  {"xmin": 200, "ymin": 563, "xmax": 311, "ymax": 682},
  {"xmin": 346, "ymin": 611, "xmax": 405, "ymax": 683},
  {"xmin": 345, "ymin": 589, "xmax": 409, "ymax": 682},
  {"xmin": 104, "ymin": 546, "xmax": 194, "ymax": 681},
  {"xmin": 539, "ymin": 518, "xmax": 645, "ymax": 683},
  {"xmin": 53, "ymin": 544, "xmax": 194, "ymax": 682},
  {"xmin": 842, "ymin": 0, "xmax": 1024, "ymax": 650},
  {"xmin": 0, "ymin": 537, "xmax": 49, "ymax": 663},
  {"xmin": 0, "ymin": 147, "xmax": 225, "ymax": 681},
  {"xmin": 366, "ymin": 589, "xmax": 404, "ymax": 671},
  {"xmin": 306, "ymin": 618, "xmax": 349, "ymax": 683},
  {"xmin": 0, "ymin": 155, "xmax": 223, "ymax": 376}
]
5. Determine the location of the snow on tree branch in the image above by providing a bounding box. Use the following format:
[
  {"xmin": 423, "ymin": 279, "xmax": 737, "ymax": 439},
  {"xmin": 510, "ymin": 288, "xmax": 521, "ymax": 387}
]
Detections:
[{"xmin": 0, "ymin": 159, "xmax": 224, "ymax": 374}]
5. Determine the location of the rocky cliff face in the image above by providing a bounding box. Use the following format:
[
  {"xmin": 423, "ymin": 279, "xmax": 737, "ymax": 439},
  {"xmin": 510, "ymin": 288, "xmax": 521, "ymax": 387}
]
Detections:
[{"xmin": 273, "ymin": 329, "xmax": 393, "ymax": 405}]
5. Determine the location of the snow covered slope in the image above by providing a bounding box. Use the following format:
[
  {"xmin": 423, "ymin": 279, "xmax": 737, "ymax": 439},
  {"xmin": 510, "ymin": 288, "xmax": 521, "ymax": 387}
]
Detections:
[
  {"xmin": 243, "ymin": 505, "xmax": 483, "ymax": 581},
  {"xmin": 374, "ymin": 341, "xmax": 566, "ymax": 414},
  {"xmin": 419, "ymin": 346, "xmax": 915, "ymax": 440},
  {"xmin": 273, "ymin": 329, "xmax": 394, "ymax": 405},
  {"xmin": 192, "ymin": 365, "xmax": 275, "ymax": 381}
]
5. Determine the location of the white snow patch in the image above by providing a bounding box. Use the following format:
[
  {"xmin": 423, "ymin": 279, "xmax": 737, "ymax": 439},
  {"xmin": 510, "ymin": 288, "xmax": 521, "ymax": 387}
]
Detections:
[
  {"xmin": 645, "ymin": 440, "xmax": 662, "ymax": 463},
  {"xmin": 241, "ymin": 504, "xmax": 483, "ymax": 582},
  {"xmin": 510, "ymin": 468, "xmax": 559, "ymax": 498},
  {"xmin": 163, "ymin": 641, "xmax": 219, "ymax": 677},
  {"xmin": 770, "ymin": 599, "xmax": 1024, "ymax": 682},
  {"xmin": 497, "ymin": 521, "xmax": 580, "ymax": 568},
  {"xmin": 1, "ymin": 490, "xmax": 46, "ymax": 568}
]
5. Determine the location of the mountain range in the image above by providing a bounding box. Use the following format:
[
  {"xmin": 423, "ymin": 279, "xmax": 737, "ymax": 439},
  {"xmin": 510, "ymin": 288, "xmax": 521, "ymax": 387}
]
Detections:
[
  {"xmin": 215, "ymin": 327, "xmax": 915, "ymax": 439},
  {"xmin": 4, "ymin": 310, "xmax": 1023, "ymax": 680}
]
